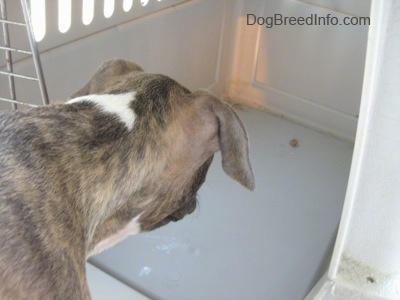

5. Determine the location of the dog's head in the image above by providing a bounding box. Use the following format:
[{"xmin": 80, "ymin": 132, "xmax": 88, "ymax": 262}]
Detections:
[{"xmin": 71, "ymin": 59, "xmax": 255, "ymax": 232}]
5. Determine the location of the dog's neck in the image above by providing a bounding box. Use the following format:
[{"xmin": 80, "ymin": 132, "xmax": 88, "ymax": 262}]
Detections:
[
  {"xmin": 79, "ymin": 141, "xmax": 167, "ymax": 255},
  {"xmin": 62, "ymin": 99, "xmax": 210, "ymax": 256},
  {"xmin": 58, "ymin": 99, "xmax": 164, "ymax": 255}
]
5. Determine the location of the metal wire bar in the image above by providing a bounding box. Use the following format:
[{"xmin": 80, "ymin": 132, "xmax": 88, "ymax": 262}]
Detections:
[
  {"xmin": 20, "ymin": 0, "xmax": 49, "ymax": 105},
  {"xmin": 0, "ymin": 45, "xmax": 32, "ymax": 54},
  {"xmin": 0, "ymin": 0, "xmax": 17, "ymax": 109},
  {"xmin": 0, "ymin": 70, "xmax": 39, "ymax": 81},
  {"xmin": 0, "ymin": 0, "xmax": 49, "ymax": 109},
  {"xmin": 0, "ymin": 18, "xmax": 26, "ymax": 26},
  {"xmin": 0, "ymin": 96, "xmax": 38, "ymax": 107}
]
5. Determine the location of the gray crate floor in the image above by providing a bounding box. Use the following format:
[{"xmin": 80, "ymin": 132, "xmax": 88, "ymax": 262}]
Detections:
[{"xmin": 90, "ymin": 109, "xmax": 354, "ymax": 300}]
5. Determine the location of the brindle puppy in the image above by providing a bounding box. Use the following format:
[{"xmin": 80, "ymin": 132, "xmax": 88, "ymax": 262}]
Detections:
[{"xmin": 0, "ymin": 59, "xmax": 254, "ymax": 300}]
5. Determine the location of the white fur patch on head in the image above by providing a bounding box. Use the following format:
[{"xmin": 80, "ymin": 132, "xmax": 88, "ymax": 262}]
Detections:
[
  {"xmin": 88, "ymin": 213, "xmax": 143, "ymax": 257},
  {"xmin": 67, "ymin": 92, "xmax": 136, "ymax": 130}
]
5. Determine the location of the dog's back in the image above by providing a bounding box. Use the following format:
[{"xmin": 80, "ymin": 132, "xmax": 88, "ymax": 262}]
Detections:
[
  {"xmin": 0, "ymin": 108, "xmax": 94, "ymax": 300},
  {"xmin": 0, "ymin": 59, "xmax": 255, "ymax": 300}
]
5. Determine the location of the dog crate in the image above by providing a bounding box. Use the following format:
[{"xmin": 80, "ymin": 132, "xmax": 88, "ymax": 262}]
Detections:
[{"xmin": 1, "ymin": 0, "xmax": 399, "ymax": 299}]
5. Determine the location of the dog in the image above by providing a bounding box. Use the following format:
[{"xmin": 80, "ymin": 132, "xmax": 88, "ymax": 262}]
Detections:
[{"xmin": 0, "ymin": 59, "xmax": 254, "ymax": 299}]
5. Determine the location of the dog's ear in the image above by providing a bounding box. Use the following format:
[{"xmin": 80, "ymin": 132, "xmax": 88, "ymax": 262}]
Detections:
[
  {"xmin": 194, "ymin": 90, "xmax": 255, "ymax": 190},
  {"xmin": 70, "ymin": 59, "xmax": 144, "ymax": 98},
  {"xmin": 71, "ymin": 81, "xmax": 91, "ymax": 98}
]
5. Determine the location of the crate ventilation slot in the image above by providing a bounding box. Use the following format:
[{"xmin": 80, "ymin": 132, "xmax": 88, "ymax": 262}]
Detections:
[{"xmin": 29, "ymin": 0, "xmax": 181, "ymax": 44}]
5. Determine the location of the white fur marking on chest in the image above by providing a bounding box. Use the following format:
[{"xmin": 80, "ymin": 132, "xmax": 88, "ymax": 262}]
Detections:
[
  {"xmin": 67, "ymin": 92, "xmax": 136, "ymax": 130},
  {"xmin": 89, "ymin": 213, "xmax": 142, "ymax": 257}
]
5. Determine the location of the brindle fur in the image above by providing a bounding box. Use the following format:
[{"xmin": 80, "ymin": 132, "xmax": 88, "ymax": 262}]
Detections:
[{"xmin": 0, "ymin": 59, "xmax": 254, "ymax": 299}]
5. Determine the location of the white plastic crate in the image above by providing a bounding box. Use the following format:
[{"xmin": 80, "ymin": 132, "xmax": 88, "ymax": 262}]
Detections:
[{"xmin": 2, "ymin": 1, "xmax": 399, "ymax": 300}]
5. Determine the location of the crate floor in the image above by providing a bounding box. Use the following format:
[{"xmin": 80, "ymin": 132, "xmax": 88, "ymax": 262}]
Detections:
[{"xmin": 89, "ymin": 109, "xmax": 354, "ymax": 300}]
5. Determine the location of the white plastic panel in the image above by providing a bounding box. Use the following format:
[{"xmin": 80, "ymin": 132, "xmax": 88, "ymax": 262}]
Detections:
[
  {"xmin": 308, "ymin": 0, "xmax": 400, "ymax": 298},
  {"xmin": 297, "ymin": 0, "xmax": 370, "ymax": 17},
  {"xmin": 0, "ymin": 0, "xmax": 231, "ymax": 109},
  {"xmin": 329, "ymin": 0, "xmax": 400, "ymax": 297},
  {"xmin": 0, "ymin": 0, "xmax": 190, "ymax": 67},
  {"xmin": 254, "ymin": 1, "xmax": 367, "ymax": 116},
  {"xmin": 228, "ymin": 0, "xmax": 370, "ymax": 141}
]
